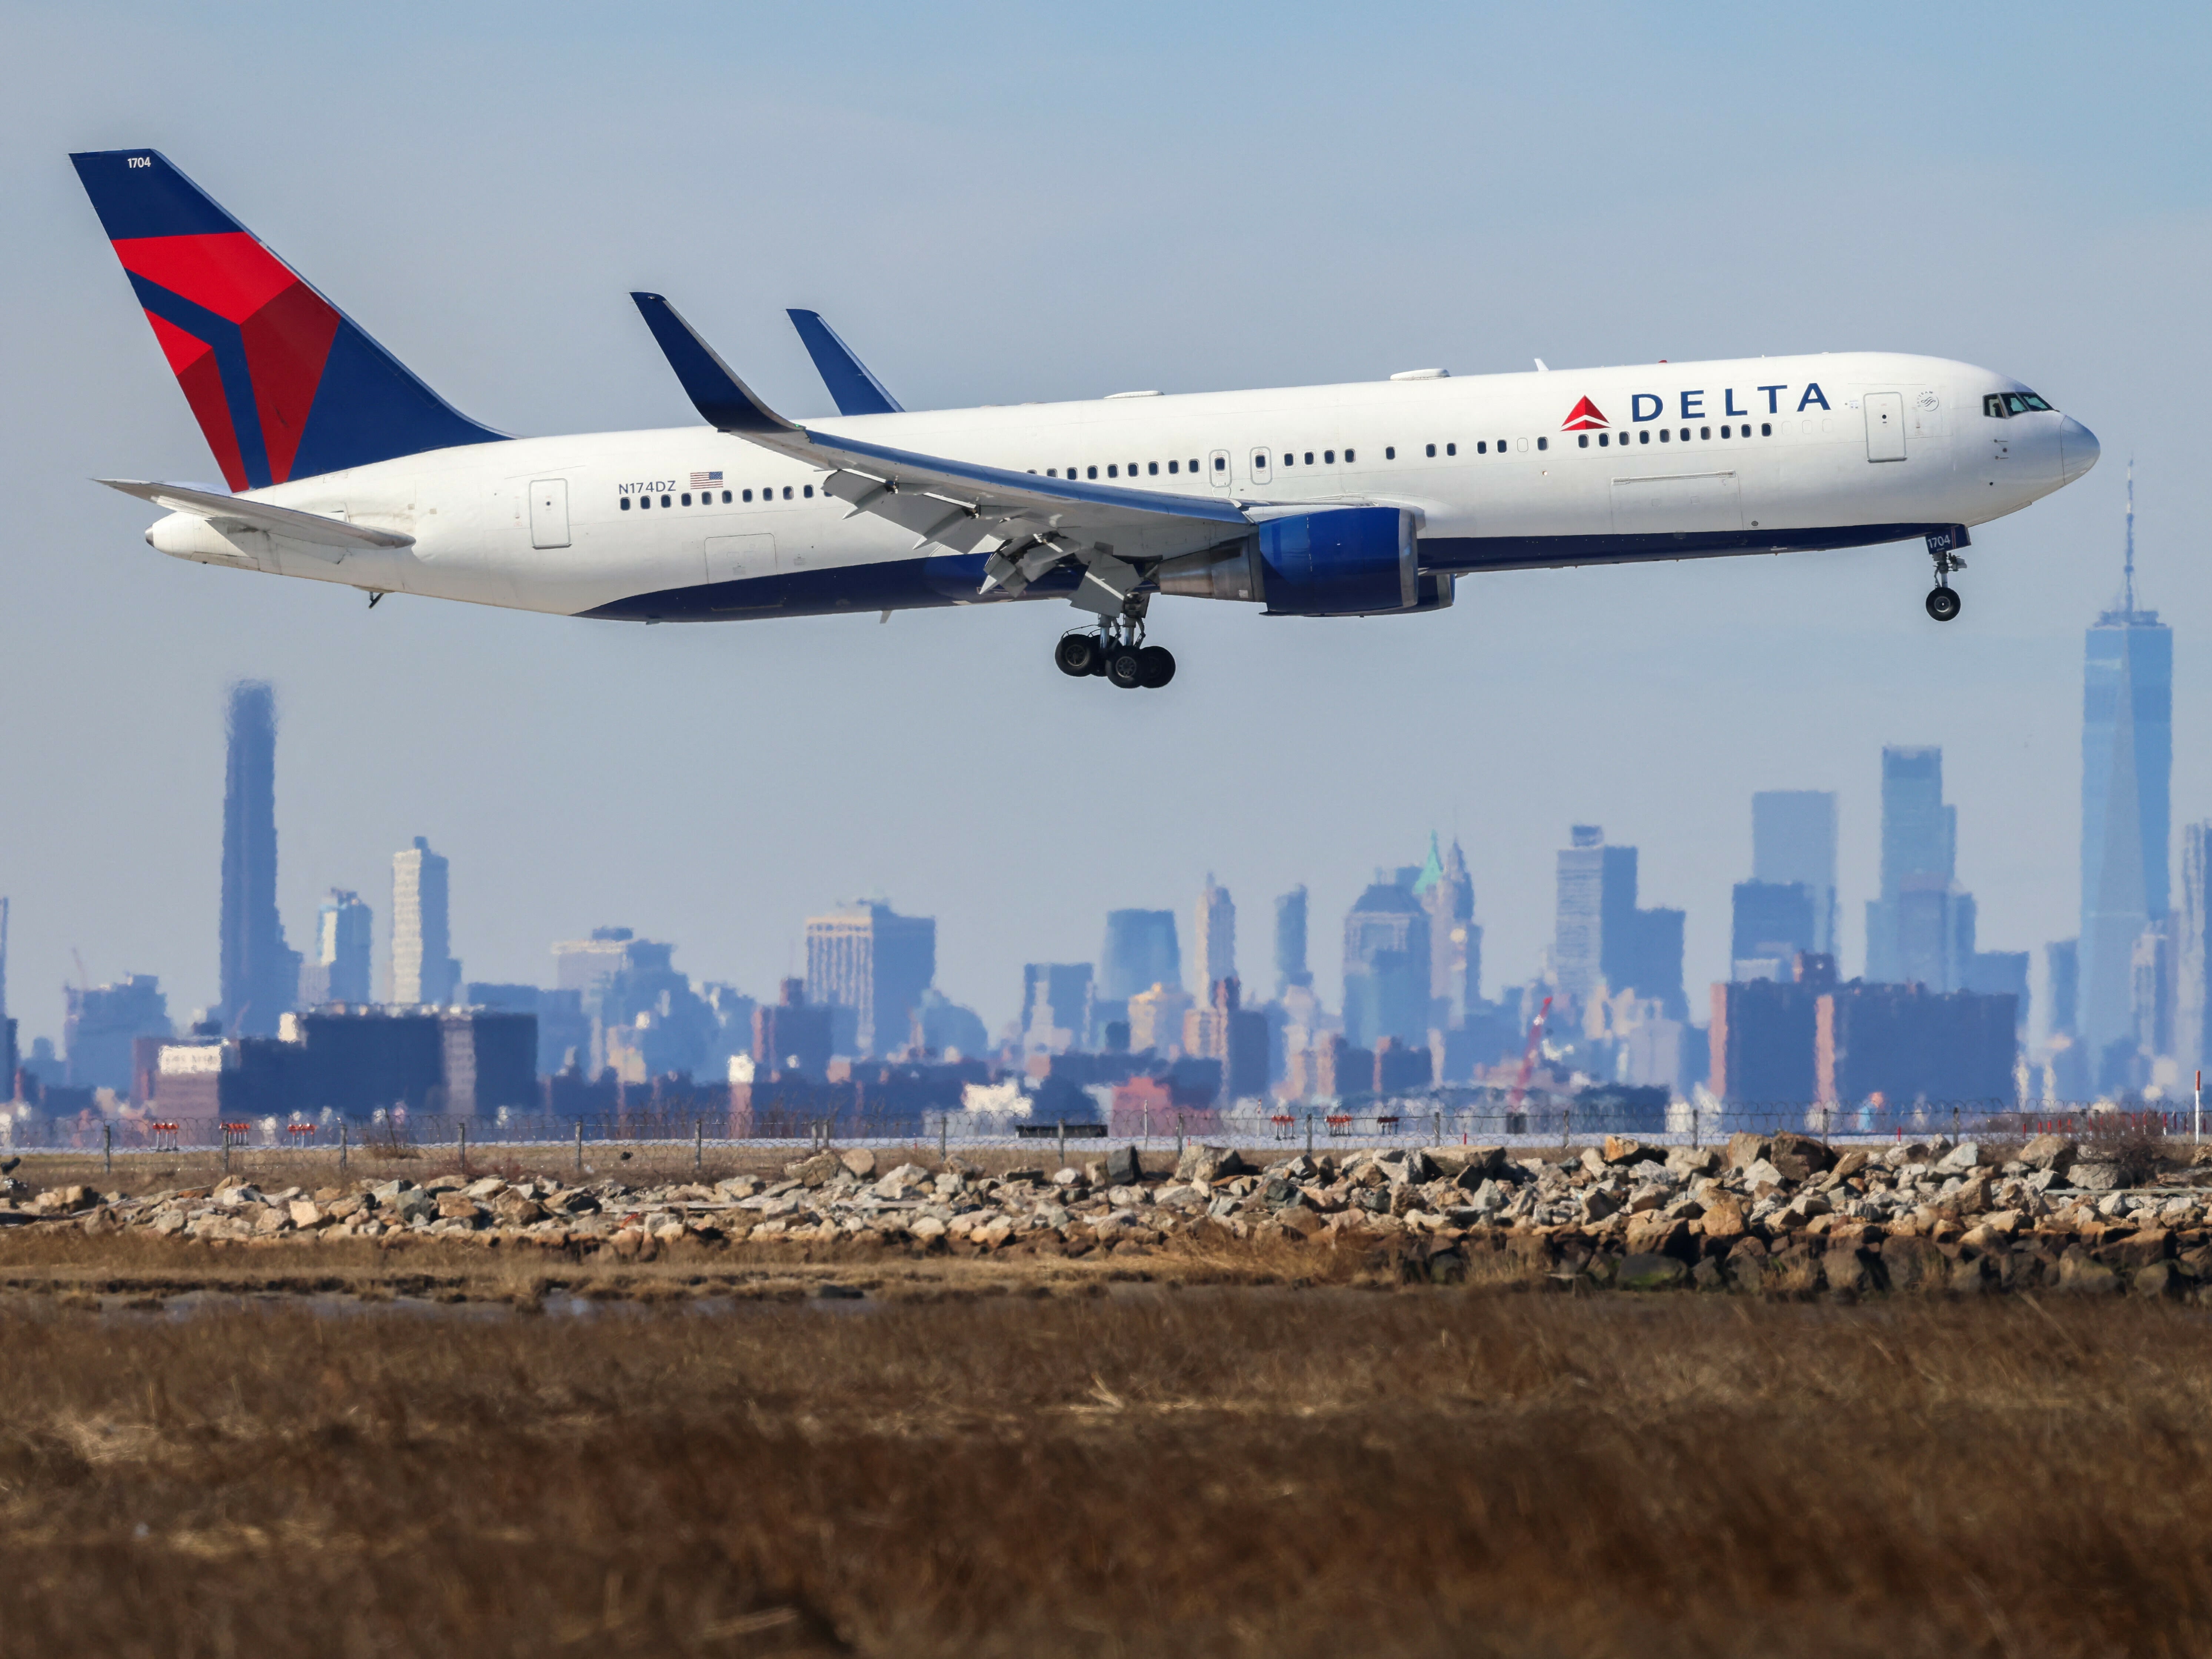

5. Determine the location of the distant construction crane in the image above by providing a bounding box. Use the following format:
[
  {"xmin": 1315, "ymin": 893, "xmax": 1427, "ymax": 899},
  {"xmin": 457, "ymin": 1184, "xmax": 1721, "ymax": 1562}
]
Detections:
[{"xmin": 1508, "ymin": 995, "xmax": 1553, "ymax": 1108}]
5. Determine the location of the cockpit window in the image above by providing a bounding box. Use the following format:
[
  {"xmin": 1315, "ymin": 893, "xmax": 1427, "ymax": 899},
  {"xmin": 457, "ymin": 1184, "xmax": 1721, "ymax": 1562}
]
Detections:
[{"xmin": 1984, "ymin": 390, "xmax": 2056, "ymax": 417}]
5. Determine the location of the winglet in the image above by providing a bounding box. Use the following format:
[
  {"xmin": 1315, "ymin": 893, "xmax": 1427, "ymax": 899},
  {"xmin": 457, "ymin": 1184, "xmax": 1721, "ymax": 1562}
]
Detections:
[
  {"xmin": 786, "ymin": 309, "xmax": 904, "ymax": 416},
  {"xmin": 629, "ymin": 293, "xmax": 794, "ymax": 434}
]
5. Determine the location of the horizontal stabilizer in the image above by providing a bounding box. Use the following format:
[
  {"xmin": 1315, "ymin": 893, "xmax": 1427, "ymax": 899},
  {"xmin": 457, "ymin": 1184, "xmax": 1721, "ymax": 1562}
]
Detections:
[
  {"xmin": 97, "ymin": 479, "xmax": 414, "ymax": 548},
  {"xmin": 786, "ymin": 309, "xmax": 904, "ymax": 416}
]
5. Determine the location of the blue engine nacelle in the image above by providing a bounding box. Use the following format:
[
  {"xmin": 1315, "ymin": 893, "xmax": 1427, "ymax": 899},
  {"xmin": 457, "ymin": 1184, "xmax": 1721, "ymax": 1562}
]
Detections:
[
  {"xmin": 1257, "ymin": 506, "xmax": 1416, "ymax": 616},
  {"xmin": 1152, "ymin": 507, "xmax": 1451, "ymax": 615}
]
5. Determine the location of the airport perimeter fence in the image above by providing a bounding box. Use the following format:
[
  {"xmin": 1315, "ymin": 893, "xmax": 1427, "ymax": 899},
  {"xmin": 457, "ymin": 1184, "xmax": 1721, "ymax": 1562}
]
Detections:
[{"xmin": 2, "ymin": 1098, "xmax": 2202, "ymax": 1187}]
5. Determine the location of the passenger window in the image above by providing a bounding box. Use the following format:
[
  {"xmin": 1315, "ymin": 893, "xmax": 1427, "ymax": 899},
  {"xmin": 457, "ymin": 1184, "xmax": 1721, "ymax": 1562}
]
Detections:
[
  {"xmin": 723, "ymin": 490, "xmax": 732, "ymax": 502},
  {"xmin": 1166, "ymin": 461, "xmax": 1176, "ymax": 474},
  {"xmin": 1148, "ymin": 462, "xmax": 1158, "ymax": 475},
  {"xmin": 804, "ymin": 485, "xmax": 814, "ymax": 498},
  {"xmin": 1282, "ymin": 452, "xmax": 1293, "ymax": 467},
  {"xmin": 1323, "ymin": 450, "xmax": 1334, "ymax": 464},
  {"xmin": 1304, "ymin": 452, "xmax": 1314, "ymax": 465},
  {"xmin": 1385, "ymin": 446, "xmax": 1396, "ymax": 459},
  {"xmin": 1107, "ymin": 465, "xmax": 1118, "ymax": 478},
  {"xmin": 1426, "ymin": 443, "xmax": 1436, "ymax": 458},
  {"xmin": 619, "ymin": 496, "xmax": 631, "ymax": 510},
  {"xmin": 1087, "ymin": 466, "xmax": 1097, "ymax": 479},
  {"xmin": 1700, "ymin": 426, "xmax": 1710, "ymax": 440},
  {"xmin": 1188, "ymin": 459, "xmax": 1200, "ymax": 472},
  {"xmin": 1213, "ymin": 456, "xmax": 1225, "ymax": 472},
  {"xmin": 1680, "ymin": 428, "xmax": 1690, "ymax": 441},
  {"xmin": 782, "ymin": 486, "xmax": 792, "ymax": 499},
  {"xmin": 1256, "ymin": 453, "xmax": 1270, "ymax": 469},
  {"xmin": 1344, "ymin": 448, "xmax": 1354, "ymax": 462},
  {"xmin": 660, "ymin": 493, "xmax": 672, "ymax": 506},
  {"xmin": 1046, "ymin": 469, "xmax": 1056, "ymax": 477},
  {"xmin": 1577, "ymin": 435, "xmax": 1588, "ymax": 449},
  {"xmin": 1720, "ymin": 426, "xmax": 1730, "ymax": 439},
  {"xmin": 1760, "ymin": 422, "xmax": 1772, "ymax": 436},
  {"xmin": 1447, "ymin": 443, "xmax": 1457, "ymax": 456},
  {"xmin": 742, "ymin": 489, "xmax": 752, "ymax": 501},
  {"xmin": 681, "ymin": 493, "xmax": 692, "ymax": 506},
  {"xmin": 1476, "ymin": 442, "xmax": 1486, "ymax": 455},
  {"xmin": 1536, "ymin": 437, "xmax": 1547, "ymax": 451},
  {"xmin": 1598, "ymin": 432, "xmax": 1609, "ymax": 446}
]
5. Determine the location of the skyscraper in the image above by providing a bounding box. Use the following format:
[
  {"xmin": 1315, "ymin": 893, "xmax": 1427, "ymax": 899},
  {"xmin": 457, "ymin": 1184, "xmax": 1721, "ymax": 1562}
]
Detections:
[
  {"xmin": 805, "ymin": 900, "xmax": 936, "ymax": 1057},
  {"xmin": 1553, "ymin": 826, "xmax": 1685, "ymax": 1017},
  {"xmin": 1273, "ymin": 886, "xmax": 1310, "ymax": 994},
  {"xmin": 1752, "ymin": 791, "xmax": 1839, "ymax": 958},
  {"xmin": 2079, "ymin": 470, "xmax": 2172, "ymax": 1080},
  {"xmin": 1195, "ymin": 875, "xmax": 1236, "ymax": 990},
  {"xmin": 1732, "ymin": 881, "xmax": 1816, "ymax": 980},
  {"xmin": 1342, "ymin": 882, "xmax": 1430, "ymax": 1049},
  {"xmin": 218, "ymin": 682, "xmax": 300, "ymax": 1035},
  {"xmin": 2174, "ymin": 823, "xmax": 2212, "ymax": 1079},
  {"xmin": 1100, "ymin": 910, "xmax": 1180, "ymax": 1001},
  {"xmin": 391, "ymin": 837, "xmax": 460, "ymax": 1006},
  {"xmin": 1865, "ymin": 747, "xmax": 1971, "ymax": 991},
  {"xmin": 1020, "ymin": 963, "xmax": 1094, "ymax": 1054},
  {"xmin": 304, "ymin": 889, "xmax": 372, "ymax": 1006},
  {"xmin": 1413, "ymin": 833, "xmax": 1478, "ymax": 1024}
]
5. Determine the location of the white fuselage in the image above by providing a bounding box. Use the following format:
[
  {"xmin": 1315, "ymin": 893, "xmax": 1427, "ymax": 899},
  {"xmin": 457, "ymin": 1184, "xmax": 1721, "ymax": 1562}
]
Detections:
[{"xmin": 144, "ymin": 350, "xmax": 2096, "ymax": 619}]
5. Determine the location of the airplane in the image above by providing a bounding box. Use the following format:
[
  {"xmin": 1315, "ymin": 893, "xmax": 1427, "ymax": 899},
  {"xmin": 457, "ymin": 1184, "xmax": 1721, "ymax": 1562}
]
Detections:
[{"xmin": 71, "ymin": 148, "xmax": 2099, "ymax": 691}]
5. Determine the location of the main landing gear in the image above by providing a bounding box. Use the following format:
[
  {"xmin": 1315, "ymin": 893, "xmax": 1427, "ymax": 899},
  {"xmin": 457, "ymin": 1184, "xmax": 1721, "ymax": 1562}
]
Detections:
[
  {"xmin": 1924, "ymin": 525, "xmax": 1969, "ymax": 623},
  {"xmin": 1055, "ymin": 618, "xmax": 1175, "ymax": 689}
]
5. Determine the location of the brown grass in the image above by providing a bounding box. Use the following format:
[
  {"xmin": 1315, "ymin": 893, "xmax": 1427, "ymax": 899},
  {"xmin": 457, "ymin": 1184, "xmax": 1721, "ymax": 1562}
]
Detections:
[{"xmin": 2, "ymin": 1267, "xmax": 2211, "ymax": 1657}]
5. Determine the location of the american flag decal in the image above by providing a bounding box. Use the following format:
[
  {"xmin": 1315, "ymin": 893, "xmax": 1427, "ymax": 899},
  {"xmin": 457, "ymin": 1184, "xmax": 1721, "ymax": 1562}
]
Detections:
[{"xmin": 691, "ymin": 470, "xmax": 724, "ymax": 488}]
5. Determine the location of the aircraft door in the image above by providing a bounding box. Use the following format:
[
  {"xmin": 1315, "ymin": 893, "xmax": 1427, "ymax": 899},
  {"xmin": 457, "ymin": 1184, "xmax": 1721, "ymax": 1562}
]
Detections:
[
  {"xmin": 704, "ymin": 533, "xmax": 776, "ymax": 584},
  {"xmin": 1863, "ymin": 393, "xmax": 1907, "ymax": 462},
  {"xmin": 1208, "ymin": 449, "xmax": 1231, "ymax": 488},
  {"xmin": 528, "ymin": 478, "xmax": 571, "ymax": 547},
  {"xmin": 1247, "ymin": 447, "xmax": 1273, "ymax": 486}
]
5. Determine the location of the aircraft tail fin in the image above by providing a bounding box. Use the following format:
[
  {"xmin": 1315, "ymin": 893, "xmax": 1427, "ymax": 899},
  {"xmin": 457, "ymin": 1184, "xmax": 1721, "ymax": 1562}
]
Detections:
[{"xmin": 70, "ymin": 149, "xmax": 505, "ymax": 490}]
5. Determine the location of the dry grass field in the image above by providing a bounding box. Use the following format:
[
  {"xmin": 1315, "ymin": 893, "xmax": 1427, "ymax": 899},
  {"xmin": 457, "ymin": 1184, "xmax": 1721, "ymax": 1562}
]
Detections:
[{"xmin": 1, "ymin": 1234, "xmax": 2209, "ymax": 1658}]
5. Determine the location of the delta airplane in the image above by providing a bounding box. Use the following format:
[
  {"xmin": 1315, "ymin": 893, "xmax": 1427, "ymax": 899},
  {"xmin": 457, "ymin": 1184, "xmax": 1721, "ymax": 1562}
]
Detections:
[{"xmin": 73, "ymin": 149, "xmax": 2099, "ymax": 690}]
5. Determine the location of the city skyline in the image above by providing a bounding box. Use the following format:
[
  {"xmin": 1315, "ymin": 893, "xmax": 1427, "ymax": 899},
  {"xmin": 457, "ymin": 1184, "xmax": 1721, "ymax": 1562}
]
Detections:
[{"xmin": 4, "ymin": 11, "xmax": 2204, "ymax": 1054}]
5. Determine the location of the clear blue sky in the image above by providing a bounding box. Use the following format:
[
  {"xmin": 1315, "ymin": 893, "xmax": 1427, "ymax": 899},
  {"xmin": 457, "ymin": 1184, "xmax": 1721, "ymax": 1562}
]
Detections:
[{"xmin": 3, "ymin": 1, "xmax": 2207, "ymax": 1043}]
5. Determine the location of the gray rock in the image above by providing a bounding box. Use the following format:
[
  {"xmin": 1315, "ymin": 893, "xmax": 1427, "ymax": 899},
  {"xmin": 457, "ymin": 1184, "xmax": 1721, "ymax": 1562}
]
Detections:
[
  {"xmin": 1935, "ymin": 1141, "xmax": 1982, "ymax": 1175},
  {"xmin": 1740, "ymin": 1157, "xmax": 1790, "ymax": 1193},
  {"xmin": 1666, "ymin": 1146, "xmax": 1720, "ymax": 1179},
  {"xmin": 2020, "ymin": 1134, "xmax": 2078, "ymax": 1175},
  {"xmin": 1105, "ymin": 1146, "xmax": 1144, "ymax": 1186},
  {"xmin": 838, "ymin": 1148, "xmax": 878, "ymax": 1179},
  {"xmin": 2072, "ymin": 1161, "xmax": 2124, "ymax": 1193}
]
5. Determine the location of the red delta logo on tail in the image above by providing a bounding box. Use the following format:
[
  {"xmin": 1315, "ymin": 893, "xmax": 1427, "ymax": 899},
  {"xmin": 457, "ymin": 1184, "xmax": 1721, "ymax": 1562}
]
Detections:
[{"xmin": 1561, "ymin": 396, "xmax": 1609, "ymax": 431}]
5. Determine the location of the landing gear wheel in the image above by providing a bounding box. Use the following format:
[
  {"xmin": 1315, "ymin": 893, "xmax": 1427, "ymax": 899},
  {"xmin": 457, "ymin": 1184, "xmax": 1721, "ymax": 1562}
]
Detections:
[
  {"xmin": 1137, "ymin": 645, "xmax": 1176, "ymax": 688},
  {"xmin": 1926, "ymin": 586, "xmax": 1962, "ymax": 622},
  {"xmin": 1106, "ymin": 648, "xmax": 1147, "ymax": 689},
  {"xmin": 1055, "ymin": 633, "xmax": 1102, "ymax": 677}
]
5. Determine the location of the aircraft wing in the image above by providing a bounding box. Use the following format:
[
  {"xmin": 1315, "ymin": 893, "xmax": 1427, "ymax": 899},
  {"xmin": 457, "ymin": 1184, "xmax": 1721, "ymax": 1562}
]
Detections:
[
  {"xmin": 632, "ymin": 292, "xmax": 1255, "ymax": 606},
  {"xmin": 97, "ymin": 478, "xmax": 416, "ymax": 556},
  {"xmin": 786, "ymin": 309, "xmax": 905, "ymax": 416}
]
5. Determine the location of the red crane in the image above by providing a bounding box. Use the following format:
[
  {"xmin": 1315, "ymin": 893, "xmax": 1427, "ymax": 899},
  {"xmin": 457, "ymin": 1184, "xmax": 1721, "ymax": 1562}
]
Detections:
[{"xmin": 1508, "ymin": 995, "xmax": 1553, "ymax": 1108}]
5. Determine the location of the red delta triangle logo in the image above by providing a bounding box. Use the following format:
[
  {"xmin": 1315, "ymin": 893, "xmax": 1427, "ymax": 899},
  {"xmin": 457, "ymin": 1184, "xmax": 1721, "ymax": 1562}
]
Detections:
[{"xmin": 1561, "ymin": 396, "xmax": 1609, "ymax": 431}]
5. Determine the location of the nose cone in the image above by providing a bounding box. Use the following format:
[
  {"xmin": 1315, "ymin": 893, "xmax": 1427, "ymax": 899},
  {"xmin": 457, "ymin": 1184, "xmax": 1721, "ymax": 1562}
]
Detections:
[{"xmin": 2060, "ymin": 416, "xmax": 2100, "ymax": 484}]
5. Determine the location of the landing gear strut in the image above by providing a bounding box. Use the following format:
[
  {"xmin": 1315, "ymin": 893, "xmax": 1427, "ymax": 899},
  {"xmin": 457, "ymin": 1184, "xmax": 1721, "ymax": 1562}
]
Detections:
[
  {"xmin": 1924, "ymin": 525, "xmax": 1969, "ymax": 623},
  {"xmin": 1056, "ymin": 610, "xmax": 1174, "ymax": 689}
]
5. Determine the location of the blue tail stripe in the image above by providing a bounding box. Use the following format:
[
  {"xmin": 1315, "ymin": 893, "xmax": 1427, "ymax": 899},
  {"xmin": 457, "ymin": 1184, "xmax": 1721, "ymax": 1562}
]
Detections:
[
  {"xmin": 126, "ymin": 272, "xmax": 273, "ymax": 489},
  {"xmin": 71, "ymin": 149, "xmax": 242, "ymax": 240}
]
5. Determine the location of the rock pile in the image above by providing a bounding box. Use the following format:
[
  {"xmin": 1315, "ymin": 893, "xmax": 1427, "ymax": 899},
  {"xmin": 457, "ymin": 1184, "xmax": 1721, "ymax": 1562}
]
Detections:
[{"xmin": 4, "ymin": 1132, "xmax": 2208, "ymax": 1292}]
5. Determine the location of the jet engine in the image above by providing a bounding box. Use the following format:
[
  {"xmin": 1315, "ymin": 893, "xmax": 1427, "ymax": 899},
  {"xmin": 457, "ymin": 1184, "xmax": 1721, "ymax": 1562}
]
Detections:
[{"xmin": 1152, "ymin": 506, "xmax": 1449, "ymax": 616}]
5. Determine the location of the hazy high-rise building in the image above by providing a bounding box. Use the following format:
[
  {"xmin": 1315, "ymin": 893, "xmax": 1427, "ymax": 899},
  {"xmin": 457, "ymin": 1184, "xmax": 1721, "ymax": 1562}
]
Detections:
[
  {"xmin": 1865, "ymin": 747, "xmax": 1972, "ymax": 990},
  {"xmin": 1342, "ymin": 882, "xmax": 1430, "ymax": 1049},
  {"xmin": 2175, "ymin": 825, "xmax": 2212, "ymax": 1079},
  {"xmin": 1752, "ymin": 791, "xmax": 1838, "ymax": 959},
  {"xmin": 1274, "ymin": 886, "xmax": 1311, "ymax": 994},
  {"xmin": 1732, "ymin": 881, "xmax": 1816, "ymax": 981},
  {"xmin": 64, "ymin": 974, "xmax": 170, "ymax": 1092},
  {"xmin": 1195, "ymin": 875, "xmax": 1236, "ymax": 990},
  {"xmin": 218, "ymin": 682, "xmax": 300, "ymax": 1035},
  {"xmin": 1413, "ymin": 833, "xmax": 1478, "ymax": 1024},
  {"xmin": 805, "ymin": 900, "xmax": 935, "ymax": 1057},
  {"xmin": 2080, "ymin": 471, "xmax": 2172, "ymax": 1081},
  {"xmin": 391, "ymin": 837, "xmax": 460, "ymax": 1006},
  {"xmin": 1554, "ymin": 826, "xmax": 1685, "ymax": 1017},
  {"xmin": 1020, "ymin": 963, "xmax": 1094, "ymax": 1054},
  {"xmin": 2045, "ymin": 939, "xmax": 2080, "ymax": 1041},
  {"xmin": 304, "ymin": 889, "xmax": 372, "ymax": 1005},
  {"xmin": 1100, "ymin": 910, "xmax": 1180, "ymax": 1001}
]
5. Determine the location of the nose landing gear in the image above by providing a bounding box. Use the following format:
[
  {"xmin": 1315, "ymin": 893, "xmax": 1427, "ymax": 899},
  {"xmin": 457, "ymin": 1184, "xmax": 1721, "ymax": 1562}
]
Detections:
[
  {"xmin": 1056, "ymin": 616, "xmax": 1174, "ymax": 689},
  {"xmin": 1924, "ymin": 525, "xmax": 1969, "ymax": 623}
]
